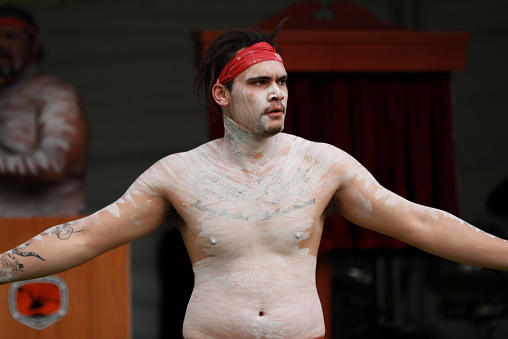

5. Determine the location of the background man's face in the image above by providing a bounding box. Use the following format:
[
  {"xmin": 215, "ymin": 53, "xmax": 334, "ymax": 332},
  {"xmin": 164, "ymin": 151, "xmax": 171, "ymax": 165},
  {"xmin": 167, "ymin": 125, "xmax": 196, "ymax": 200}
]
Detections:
[
  {"xmin": 228, "ymin": 60, "xmax": 288, "ymax": 137},
  {"xmin": 0, "ymin": 25, "xmax": 33, "ymax": 84}
]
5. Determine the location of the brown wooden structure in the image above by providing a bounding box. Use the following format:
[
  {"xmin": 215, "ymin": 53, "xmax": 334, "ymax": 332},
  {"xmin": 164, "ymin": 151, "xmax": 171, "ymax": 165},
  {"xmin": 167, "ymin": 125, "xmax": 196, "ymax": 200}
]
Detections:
[{"xmin": 0, "ymin": 216, "xmax": 131, "ymax": 338}]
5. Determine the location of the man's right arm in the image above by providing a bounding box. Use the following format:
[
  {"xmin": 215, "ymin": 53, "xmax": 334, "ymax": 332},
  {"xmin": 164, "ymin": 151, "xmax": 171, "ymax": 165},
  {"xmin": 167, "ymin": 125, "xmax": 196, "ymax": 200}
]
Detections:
[{"xmin": 0, "ymin": 163, "xmax": 173, "ymax": 285}]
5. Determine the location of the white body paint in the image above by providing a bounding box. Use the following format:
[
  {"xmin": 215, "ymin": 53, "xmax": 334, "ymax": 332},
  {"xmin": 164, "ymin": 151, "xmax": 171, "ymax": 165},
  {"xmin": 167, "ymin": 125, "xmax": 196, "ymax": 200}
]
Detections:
[
  {"xmin": 119, "ymin": 59, "xmax": 337, "ymax": 336},
  {"xmin": 0, "ymin": 65, "xmax": 87, "ymax": 217},
  {"xmin": 115, "ymin": 126, "xmax": 501, "ymax": 338},
  {"xmin": 138, "ymin": 134, "xmax": 336, "ymax": 338}
]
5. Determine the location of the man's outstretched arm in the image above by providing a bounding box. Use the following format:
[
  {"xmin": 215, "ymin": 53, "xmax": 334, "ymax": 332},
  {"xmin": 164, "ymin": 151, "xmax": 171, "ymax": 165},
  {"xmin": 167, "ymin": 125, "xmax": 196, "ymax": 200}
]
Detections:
[
  {"xmin": 0, "ymin": 166, "xmax": 172, "ymax": 285},
  {"xmin": 332, "ymin": 151, "xmax": 508, "ymax": 271}
]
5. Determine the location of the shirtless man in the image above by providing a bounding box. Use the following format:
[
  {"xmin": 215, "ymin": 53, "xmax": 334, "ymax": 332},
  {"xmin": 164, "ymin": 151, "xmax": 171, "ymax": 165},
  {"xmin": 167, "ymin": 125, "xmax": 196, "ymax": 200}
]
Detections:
[
  {"xmin": 0, "ymin": 5, "xmax": 88, "ymax": 217},
  {"xmin": 1, "ymin": 22, "xmax": 507, "ymax": 339}
]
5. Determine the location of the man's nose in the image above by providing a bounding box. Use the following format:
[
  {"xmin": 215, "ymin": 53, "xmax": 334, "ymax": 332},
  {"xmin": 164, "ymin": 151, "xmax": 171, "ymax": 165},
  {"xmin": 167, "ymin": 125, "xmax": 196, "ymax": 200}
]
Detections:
[{"xmin": 268, "ymin": 85, "xmax": 284, "ymax": 102}]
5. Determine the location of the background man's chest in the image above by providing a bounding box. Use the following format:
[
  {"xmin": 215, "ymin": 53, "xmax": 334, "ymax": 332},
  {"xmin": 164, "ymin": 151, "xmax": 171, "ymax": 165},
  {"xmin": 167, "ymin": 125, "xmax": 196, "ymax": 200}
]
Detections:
[{"xmin": 0, "ymin": 98, "xmax": 39, "ymax": 152}]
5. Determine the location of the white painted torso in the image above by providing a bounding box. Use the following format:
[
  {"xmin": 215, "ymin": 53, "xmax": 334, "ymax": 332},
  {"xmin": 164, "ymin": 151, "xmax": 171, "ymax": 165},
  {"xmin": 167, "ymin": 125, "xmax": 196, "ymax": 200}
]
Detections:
[{"xmin": 140, "ymin": 133, "xmax": 339, "ymax": 338}]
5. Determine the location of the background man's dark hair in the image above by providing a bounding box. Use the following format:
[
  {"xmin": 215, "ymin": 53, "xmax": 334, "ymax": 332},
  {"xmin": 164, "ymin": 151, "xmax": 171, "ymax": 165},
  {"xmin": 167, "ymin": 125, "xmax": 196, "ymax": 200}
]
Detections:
[
  {"xmin": 195, "ymin": 18, "xmax": 288, "ymax": 115},
  {"xmin": 0, "ymin": 4, "xmax": 44, "ymax": 63}
]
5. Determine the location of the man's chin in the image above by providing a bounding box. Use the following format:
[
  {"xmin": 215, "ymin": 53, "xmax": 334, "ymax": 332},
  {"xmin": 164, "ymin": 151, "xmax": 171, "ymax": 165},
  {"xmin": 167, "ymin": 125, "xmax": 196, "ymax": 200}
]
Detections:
[{"xmin": 264, "ymin": 124, "xmax": 284, "ymax": 137}]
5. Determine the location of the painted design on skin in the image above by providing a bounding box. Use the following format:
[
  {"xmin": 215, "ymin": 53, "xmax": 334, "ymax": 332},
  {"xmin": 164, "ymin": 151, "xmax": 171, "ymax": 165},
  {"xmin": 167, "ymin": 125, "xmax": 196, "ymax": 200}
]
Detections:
[
  {"xmin": 40, "ymin": 221, "xmax": 82, "ymax": 240},
  {"xmin": 0, "ymin": 221, "xmax": 82, "ymax": 283},
  {"xmin": 95, "ymin": 178, "xmax": 161, "ymax": 221},
  {"xmin": 261, "ymin": 168, "xmax": 312, "ymax": 204},
  {"xmin": 339, "ymin": 153, "xmax": 502, "ymax": 239},
  {"xmin": 114, "ymin": 137, "xmax": 335, "ymax": 338},
  {"xmin": 192, "ymin": 167, "xmax": 312, "ymax": 204},
  {"xmin": 0, "ymin": 243, "xmax": 46, "ymax": 283},
  {"xmin": 261, "ymin": 199, "xmax": 316, "ymax": 221},
  {"xmin": 193, "ymin": 171, "xmax": 251, "ymax": 201},
  {"xmin": 191, "ymin": 200, "xmax": 250, "ymax": 220},
  {"xmin": 10, "ymin": 247, "xmax": 45, "ymax": 262},
  {"xmin": 0, "ymin": 254, "xmax": 22, "ymax": 283},
  {"xmin": 120, "ymin": 60, "xmax": 332, "ymax": 337},
  {"xmin": 223, "ymin": 115, "xmax": 258, "ymax": 157}
]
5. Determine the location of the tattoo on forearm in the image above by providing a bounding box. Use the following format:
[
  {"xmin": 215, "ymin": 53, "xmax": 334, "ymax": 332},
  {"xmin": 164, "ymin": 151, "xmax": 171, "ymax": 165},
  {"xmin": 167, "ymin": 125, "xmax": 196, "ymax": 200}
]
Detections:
[
  {"xmin": 41, "ymin": 221, "xmax": 82, "ymax": 240},
  {"xmin": 11, "ymin": 247, "xmax": 45, "ymax": 262},
  {"xmin": 0, "ymin": 244, "xmax": 46, "ymax": 283},
  {"xmin": 0, "ymin": 255, "xmax": 20, "ymax": 281},
  {"xmin": 0, "ymin": 221, "xmax": 81, "ymax": 283}
]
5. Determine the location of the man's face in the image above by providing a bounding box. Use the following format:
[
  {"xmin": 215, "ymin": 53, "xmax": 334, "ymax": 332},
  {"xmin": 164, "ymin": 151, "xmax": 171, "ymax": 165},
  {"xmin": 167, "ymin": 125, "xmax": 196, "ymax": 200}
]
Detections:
[
  {"xmin": 0, "ymin": 25, "xmax": 33, "ymax": 85},
  {"xmin": 227, "ymin": 60, "xmax": 288, "ymax": 137}
]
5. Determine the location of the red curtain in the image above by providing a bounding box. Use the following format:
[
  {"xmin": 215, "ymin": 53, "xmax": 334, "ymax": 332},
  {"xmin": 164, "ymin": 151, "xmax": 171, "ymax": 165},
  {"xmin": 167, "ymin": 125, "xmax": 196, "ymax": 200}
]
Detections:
[
  {"xmin": 285, "ymin": 72, "xmax": 459, "ymax": 250},
  {"xmin": 207, "ymin": 72, "xmax": 460, "ymax": 250}
]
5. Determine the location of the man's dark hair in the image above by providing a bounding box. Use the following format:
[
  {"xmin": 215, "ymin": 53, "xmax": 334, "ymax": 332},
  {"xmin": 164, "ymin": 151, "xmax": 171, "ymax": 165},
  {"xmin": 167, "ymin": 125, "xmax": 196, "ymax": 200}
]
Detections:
[
  {"xmin": 195, "ymin": 18, "xmax": 287, "ymax": 115},
  {"xmin": 0, "ymin": 4, "xmax": 43, "ymax": 62}
]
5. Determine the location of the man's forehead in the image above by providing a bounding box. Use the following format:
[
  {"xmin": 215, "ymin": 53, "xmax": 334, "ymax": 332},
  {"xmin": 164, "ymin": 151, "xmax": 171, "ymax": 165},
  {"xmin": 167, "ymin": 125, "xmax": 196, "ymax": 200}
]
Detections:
[{"xmin": 241, "ymin": 60, "xmax": 287, "ymax": 79}]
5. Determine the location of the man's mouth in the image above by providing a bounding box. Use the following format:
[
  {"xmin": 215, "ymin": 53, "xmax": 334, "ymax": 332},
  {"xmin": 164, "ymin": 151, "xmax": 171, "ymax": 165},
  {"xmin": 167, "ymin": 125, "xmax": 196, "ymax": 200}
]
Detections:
[{"xmin": 264, "ymin": 106, "xmax": 285, "ymax": 117}]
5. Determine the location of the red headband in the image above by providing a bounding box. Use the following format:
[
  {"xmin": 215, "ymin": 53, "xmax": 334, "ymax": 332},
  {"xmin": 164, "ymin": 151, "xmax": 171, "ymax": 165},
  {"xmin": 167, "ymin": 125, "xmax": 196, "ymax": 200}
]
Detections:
[
  {"xmin": 217, "ymin": 42, "xmax": 283, "ymax": 85},
  {"xmin": 0, "ymin": 17, "xmax": 38, "ymax": 37}
]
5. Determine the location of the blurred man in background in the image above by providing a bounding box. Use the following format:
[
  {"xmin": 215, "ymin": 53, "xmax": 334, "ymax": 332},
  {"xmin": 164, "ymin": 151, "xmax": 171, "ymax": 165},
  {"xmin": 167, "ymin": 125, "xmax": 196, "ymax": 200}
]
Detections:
[{"xmin": 0, "ymin": 4, "xmax": 88, "ymax": 217}]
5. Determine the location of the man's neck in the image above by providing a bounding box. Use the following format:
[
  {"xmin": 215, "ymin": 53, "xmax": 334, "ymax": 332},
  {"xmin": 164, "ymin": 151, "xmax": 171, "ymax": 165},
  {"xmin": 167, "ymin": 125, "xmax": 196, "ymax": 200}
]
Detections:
[{"xmin": 222, "ymin": 115, "xmax": 282, "ymax": 171}]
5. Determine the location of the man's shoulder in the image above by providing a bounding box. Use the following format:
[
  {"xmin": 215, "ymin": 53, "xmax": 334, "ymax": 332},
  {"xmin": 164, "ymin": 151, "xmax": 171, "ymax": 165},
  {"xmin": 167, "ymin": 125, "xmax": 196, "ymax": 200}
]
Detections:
[
  {"xmin": 27, "ymin": 73, "xmax": 79, "ymax": 98},
  {"xmin": 155, "ymin": 139, "xmax": 223, "ymax": 168},
  {"xmin": 138, "ymin": 139, "xmax": 223, "ymax": 190},
  {"xmin": 280, "ymin": 133, "xmax": 344, "ymax": 157}
]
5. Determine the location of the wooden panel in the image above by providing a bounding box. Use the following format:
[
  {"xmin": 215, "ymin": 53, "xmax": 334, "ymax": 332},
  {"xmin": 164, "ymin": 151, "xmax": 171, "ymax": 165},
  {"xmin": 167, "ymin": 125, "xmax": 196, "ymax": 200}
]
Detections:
[
  {"xmin": 0, "ymin": 217, "xmax": 131, "ymax": 339},
  {"xmin": 198, "ymin": 29, "xmax": 470, "ymax": 72}
]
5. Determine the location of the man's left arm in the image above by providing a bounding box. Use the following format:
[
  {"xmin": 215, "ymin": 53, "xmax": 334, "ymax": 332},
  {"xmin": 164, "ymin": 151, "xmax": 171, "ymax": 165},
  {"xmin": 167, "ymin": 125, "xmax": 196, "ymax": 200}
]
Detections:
[{"xmin": 332, "ymin": 153, "xmax": 508, "ymax": 271}]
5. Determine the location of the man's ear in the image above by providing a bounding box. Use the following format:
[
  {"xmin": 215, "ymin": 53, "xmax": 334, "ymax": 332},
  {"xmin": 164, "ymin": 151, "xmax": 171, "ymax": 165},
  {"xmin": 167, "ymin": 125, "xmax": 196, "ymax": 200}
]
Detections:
[{"xmin": 212, "ymin": 83, "xmax": 229, "ymax": 107}]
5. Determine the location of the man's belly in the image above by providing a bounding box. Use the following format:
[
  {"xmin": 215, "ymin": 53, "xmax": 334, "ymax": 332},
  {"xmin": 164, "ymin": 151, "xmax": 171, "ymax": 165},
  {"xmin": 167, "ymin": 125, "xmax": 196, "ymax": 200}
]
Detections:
[{"xmin": 182, "ymin": 254, "xmax": 325, "ymax": 339}]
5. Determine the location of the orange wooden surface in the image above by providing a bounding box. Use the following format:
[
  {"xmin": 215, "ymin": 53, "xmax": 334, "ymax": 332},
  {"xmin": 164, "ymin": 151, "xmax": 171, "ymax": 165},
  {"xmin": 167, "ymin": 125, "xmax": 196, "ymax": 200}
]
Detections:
[{"xmin": 0, "ymin": 216, "xmax": 131, "ymax": 339}]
